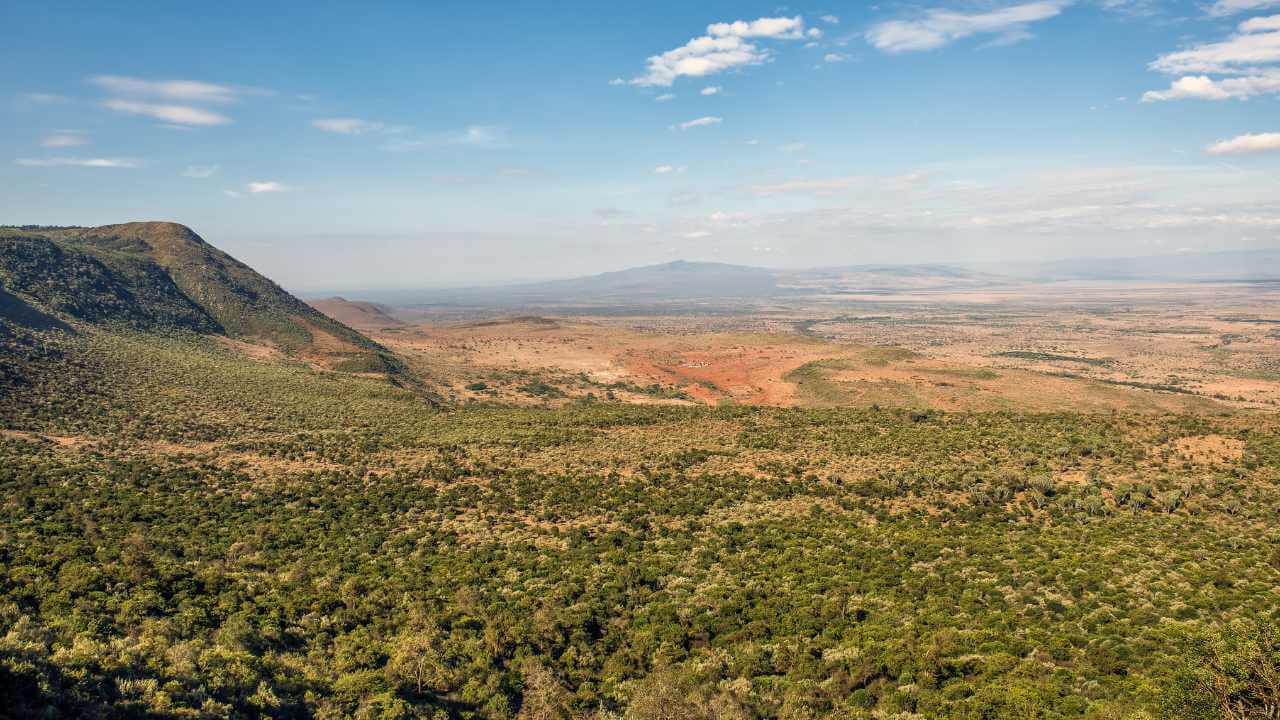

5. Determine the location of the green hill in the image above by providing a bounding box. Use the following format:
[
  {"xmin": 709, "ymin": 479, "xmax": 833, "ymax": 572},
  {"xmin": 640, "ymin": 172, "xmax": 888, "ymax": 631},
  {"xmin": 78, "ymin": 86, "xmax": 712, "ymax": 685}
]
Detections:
[{"xmin": 0, "ymin": 222, "xmax": 404, "ymax": 376}]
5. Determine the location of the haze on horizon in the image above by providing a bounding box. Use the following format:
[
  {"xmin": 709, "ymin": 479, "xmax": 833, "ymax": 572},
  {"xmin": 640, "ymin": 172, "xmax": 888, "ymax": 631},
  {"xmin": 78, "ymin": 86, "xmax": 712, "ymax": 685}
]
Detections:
[{"xmin": 3, "ymin": 0, "xmax": 1280, "ymax": 292}]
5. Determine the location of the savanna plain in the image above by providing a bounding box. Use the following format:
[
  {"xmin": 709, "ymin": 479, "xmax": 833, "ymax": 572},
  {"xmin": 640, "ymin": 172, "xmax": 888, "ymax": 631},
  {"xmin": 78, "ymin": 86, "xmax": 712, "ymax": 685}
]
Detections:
[{"xmin": 3, "ymin": 223, "xmax": 1279, "ymax": 720}]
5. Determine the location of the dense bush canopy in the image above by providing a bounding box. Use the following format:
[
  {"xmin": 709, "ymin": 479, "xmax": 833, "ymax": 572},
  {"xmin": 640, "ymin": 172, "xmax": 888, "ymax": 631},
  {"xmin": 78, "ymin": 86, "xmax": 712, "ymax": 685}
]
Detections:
[{"xmin": 2, "ymin": 331, "xmax": 1279, "ymax": 718}]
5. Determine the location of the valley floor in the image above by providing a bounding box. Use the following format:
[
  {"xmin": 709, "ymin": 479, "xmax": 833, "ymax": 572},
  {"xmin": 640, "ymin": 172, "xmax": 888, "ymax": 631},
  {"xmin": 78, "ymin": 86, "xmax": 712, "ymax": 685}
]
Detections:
[{"xmin": 343, "ymin": 280, "xmax": 1280, "ymax": 413}]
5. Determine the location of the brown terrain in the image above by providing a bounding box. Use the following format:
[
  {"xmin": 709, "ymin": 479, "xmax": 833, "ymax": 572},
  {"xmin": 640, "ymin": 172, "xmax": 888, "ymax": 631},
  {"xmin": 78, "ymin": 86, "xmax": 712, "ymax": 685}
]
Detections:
[
  {"xmin": 307, "ymin": 297, "xmax": 406, "ymax": 331},
  {"xmin": 305, "ymin": 279, "xmax": 1280, "ymax": 413}
]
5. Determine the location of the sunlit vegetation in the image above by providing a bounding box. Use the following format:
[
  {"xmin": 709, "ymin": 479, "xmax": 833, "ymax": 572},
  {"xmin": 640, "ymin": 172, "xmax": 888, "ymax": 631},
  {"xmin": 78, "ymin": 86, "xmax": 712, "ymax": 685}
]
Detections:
[{"xmin": 2, "ymin": 328, "xmax": 1279, "ymax": 719}]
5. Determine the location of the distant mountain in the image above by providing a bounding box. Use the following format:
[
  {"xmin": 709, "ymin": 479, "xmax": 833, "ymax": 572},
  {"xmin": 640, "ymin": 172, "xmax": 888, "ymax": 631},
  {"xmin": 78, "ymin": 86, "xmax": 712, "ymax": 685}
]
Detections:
[
  {"xmin": 336, "ymin": 247, "xmax": 1280, "ymax": 312},
  {"xmin": 395, "ymin": 260, "xmax": 780, "ymax": 307},
  {"xmin": 0, "ymin": 222, "xmax": 403, "ymax": 375},
  {"xmin": 308, "ymin": 297, "xmax": 405, "ymax": 330}
]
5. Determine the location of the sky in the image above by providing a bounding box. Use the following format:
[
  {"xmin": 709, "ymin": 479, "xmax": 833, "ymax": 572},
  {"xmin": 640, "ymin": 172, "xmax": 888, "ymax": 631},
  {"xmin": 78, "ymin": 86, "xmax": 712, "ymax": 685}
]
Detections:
[{"xmin": 3, "ymin": 0, "xmax": 1280, "ymax": 292}]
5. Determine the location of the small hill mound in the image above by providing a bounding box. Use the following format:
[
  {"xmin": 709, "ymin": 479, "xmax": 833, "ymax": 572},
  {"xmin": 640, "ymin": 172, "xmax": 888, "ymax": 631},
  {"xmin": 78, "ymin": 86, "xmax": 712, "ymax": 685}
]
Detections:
[{"xmin": 308, "ymin": 297, "xmax": 405, "ymax": 331}]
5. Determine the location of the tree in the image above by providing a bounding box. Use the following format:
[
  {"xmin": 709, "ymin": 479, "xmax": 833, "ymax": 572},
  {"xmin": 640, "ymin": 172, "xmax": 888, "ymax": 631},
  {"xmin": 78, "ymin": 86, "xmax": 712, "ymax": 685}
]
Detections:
[
  {"xmin": 1166, "ymin": 619, "xmax": 1280, "ymax": 720},
  {"xmin": 386, "ymin": 625, "xmax": 448, "ymax": 697}
]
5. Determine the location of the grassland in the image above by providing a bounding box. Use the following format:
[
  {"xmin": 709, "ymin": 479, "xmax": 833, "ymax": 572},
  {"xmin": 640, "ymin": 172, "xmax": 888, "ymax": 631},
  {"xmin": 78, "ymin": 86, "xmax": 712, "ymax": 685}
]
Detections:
[{"xmin": 2, "ymin": 328, "xmax": 1279, "ymax": 719}]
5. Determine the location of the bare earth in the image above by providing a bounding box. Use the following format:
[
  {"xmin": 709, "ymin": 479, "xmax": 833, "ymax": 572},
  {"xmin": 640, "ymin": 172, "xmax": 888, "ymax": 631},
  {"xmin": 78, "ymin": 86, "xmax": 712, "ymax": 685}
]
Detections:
[{"xmin": 327, "ymin": 280, "xmax": 1280, "ymax": 413}]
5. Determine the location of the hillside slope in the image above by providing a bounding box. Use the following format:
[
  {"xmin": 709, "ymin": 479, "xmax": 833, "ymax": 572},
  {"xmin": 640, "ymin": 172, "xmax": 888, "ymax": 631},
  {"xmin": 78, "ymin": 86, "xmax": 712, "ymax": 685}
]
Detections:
[{"xmin": 0, "ymin": 222, "xmax": 404, "ymax": 376}]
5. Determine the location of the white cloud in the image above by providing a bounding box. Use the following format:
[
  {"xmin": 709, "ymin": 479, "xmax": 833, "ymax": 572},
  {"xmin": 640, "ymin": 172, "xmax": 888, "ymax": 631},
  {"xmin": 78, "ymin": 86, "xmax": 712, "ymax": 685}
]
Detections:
[
  {"xmin": 42, "ymin": 132, "xmax": 87, "ymax": 148},
  {"xmin": 1207, "ymin": 0, "xmax": 1280, "ymax": 16},
  {"xmin": 824, "ymin": 53, "xmax": 848, "ymax": 62},
  {"xmin": 1206, "ymin": 131, "xmax": 1280, "ymax": 154},
  {"xmin": 90, "ymin": 75, "xmax": 238, "ymax": 103},
  {"xmin": 1144, "ymin": 16, "xmax": 1280, "ymax": 101},
  {"xmin": 450, "ymin": 125, "xmax": 506, "ymax": 147},
  {"xmin": 102, "ymin": 98, "xmax": 230, "ymax": 125},
  {"xmin": 631, "ymin": 16, "xmax": 810, "ymax": 86},
  {"xmin": 223, "ymin": 190, "xmax": 242, "ymax": 198},
  {"xmin": 313, "ymin": 117, "xmax": 383, "ymax": 134},
  {"xmin": 1143, "ymin": 71, "xmax": 1280, "ymax": 100},
  {"xmin": 701, "ymin": 86, "xmax": 722, "ymax": 95},
  {"xmin": 16, "ymin": 157, "xmax": 136, "ymax": 168},
  {"xmin": 1242, "ymin": 14, "xmax": 1280, "ymax": 31},
  {"xmin": 654, "ymin": 164, "xmax": 687, "ymax": 174},
  {"xmin": 684, "ymin": 230, "xmax": 712, "ymax": 238},
  {"xmin": 706, "ymin": 17, "xmax": 805, "ymax": 39},
  {"xmin": 608, "ymin": 78, "xmax": 626, "ymax": 85},
  {"xmin": 677, "ymin": 116, "xmax": 722, "ymax": 130},
  {"xmin": 183, "ymin": 164, "xmax": 219, "ymax": 178},
  {"xmin": 866, "ymin": 1, "xmax": 1069, "ymax": 53},
  {"xmin": 655, "ymin": 93, "xmax": 676, "ymax": 102},
  {"xmin": 821, "ymin": 15, "xmax": 840, "ymax": 24},
  {"xmin": 1147, "ymin": 15, "xmax": 1280, "ymax": 75},
  {"xmin": 247, "ymin": 181, "xmax": 286, "ymax": 193}
]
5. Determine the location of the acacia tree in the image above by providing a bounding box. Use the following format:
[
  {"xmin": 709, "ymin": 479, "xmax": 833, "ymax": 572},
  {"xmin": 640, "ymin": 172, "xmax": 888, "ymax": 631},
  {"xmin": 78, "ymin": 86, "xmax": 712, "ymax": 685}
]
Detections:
[
  {"xmin": 517, "ymin": 658, "xmax": 574, "ymax": 720},
  {"xmin": 1167, "ymin": 619, "xmax": 1280, "ymax": 720},
  {"xmin": 386, "ymin": 625, "xmax": 449, "ymax": 697}
]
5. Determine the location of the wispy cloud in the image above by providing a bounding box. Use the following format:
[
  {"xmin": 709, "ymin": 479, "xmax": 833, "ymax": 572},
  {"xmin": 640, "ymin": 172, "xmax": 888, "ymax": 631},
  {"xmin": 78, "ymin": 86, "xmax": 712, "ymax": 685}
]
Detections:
[
  {"xmin": 16, "ymin": 157, "xmax": 137, "ymax": 168},
  {"xmin": 630, "ymin": 16, "xmax": 811, "ymax": 87},
  {"xmin": 247, "ymin": 181, "xmax": 286, "ymax": 193},
  {"xmin": 677, "ymin": 116, "xmax": 722, "ymax": 130},
  {"xmin": 102, "ymin": 98, "xmax": 231, "ymax": 125},
  {"xmin": 42, "ymin": 132, "xmax": 87, "ymax": 148},
  {"xmin": 313, "ymin": 117, "xmax": 384, "ymax": 134},
  {"xmin": 89, "ymin": 75, "xmax": 240, "ymax": 103},
  {"xmin": 1148, "ymin": 15, "xmax": 1280, "ymax": 74},
  {"xmin": 183, "ymin": 164, "xmax": 219, "ymax": 178},
  {"xmin": 655, "ymin": 93, "xmax": 676, "ymax": 102},
  {"xmin": 779, "ymin": 142, "xmax": 808, "ymax": 153},
  {"xmin": 866, "ymin": 1, "xmax": 1069, "ymax": 53},
  {"xmin": 1143, "ymin": 15, "xmax": 1280, "ymax": 100},
  {"xmin": 823, "ymin": 53, "xmax": 848, "ymax": 63},
  {"xmin": 1207, "ymin": 0, "xmax": 1280, "ymax": 17},
  {"xmin": 821, "ymin": 15, "xmax": 840, "ymax": 24},
  {"xmin": 701, "ymin": 86, "xmax": 722, "ymax": 95},
  {"xmin": 1207, "ymin": 131, "xmax": 1280, "ymax": 154},
  {"xmin": 654, "ymin": 164, "xmax": 687, "ymax": 174}
]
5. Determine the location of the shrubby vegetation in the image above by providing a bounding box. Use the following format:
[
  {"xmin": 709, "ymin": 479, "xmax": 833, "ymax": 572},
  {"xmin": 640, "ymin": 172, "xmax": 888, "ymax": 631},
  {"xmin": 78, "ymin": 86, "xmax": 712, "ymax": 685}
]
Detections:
[{"xmin": 2, "ymin": 330, "xmax": 1280, "ymax": 718}]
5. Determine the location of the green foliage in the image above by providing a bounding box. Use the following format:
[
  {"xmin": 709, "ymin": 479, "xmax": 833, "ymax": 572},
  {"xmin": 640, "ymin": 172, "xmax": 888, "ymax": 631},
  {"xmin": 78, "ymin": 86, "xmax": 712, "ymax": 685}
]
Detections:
[
  {"xmin": 1, "ymin": 329, "xmax": 1279, "ymax": 718},
  {"xmin": 1164, "ymin": 619, "xmax": 1280, "ymax": 720},
  {"xmin": 995, "ymin": 351, "xmax": 1112, "ymax": 367}
]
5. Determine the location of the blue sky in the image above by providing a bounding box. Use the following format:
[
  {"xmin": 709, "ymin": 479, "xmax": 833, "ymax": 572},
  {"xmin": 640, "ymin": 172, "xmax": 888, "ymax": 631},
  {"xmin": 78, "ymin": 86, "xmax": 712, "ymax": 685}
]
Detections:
[{"xmin": 3, "ymin": 0, "xmax": 1280, "ymax": 291}]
